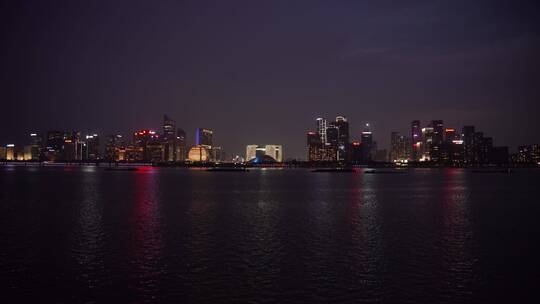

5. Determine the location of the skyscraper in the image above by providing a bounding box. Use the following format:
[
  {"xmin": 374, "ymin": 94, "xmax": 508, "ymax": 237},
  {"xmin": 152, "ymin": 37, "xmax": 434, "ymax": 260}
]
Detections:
[
  {"xmin": 411, "ymin": 120, "xmax": 422, "ymax": 161},
  {"xmin": 421, "ymin": 126, "xmax": 434, "ymax": 161},
  {"xmin": 175, "ymin": 128, "xmax": 186, "ymax": 162},
  {"xmin": 163, "ymin": 115, "xmax": 176, "ymax": 139},
  {"xmin": 316, "ymin": 118, "xmax": 327, "ymax": 144},
  {"xmin": 332, "ymin": 116, "xmax": 349, "ymax": 161},
  {"xmin": 462, "ymin": 126, "xmax": 476, "ymax": 164},
  {"xmin": 390, "ymin": 132, "xmax": 411, "ymax": 162},
  {"xmin": 307, "ymin": 132, "xmax": 322, "ymax": 161},
  {"xmin": 195, "ymin": 128, "xmax": 213, "ymax": 148},
  {"xmin": 361, "ymin": 124, "xmax": 373, "ymax": 162},
  {"xmin": 162, "ymin": 115, "xmax": 176, "ymax": 162},
  {"xmin": 326, "ymin": 125, "xmax": 339, "ymax": 148}
]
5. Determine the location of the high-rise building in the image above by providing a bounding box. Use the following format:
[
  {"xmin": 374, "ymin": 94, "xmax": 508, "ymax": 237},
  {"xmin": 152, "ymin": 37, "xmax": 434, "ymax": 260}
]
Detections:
[
  {"xmin": 163, "ymin": 115, "xmax": 176, "ymax": 139},
  {"xmin": 326, "ymin": 126, "xmax": 339, "ymax": 149},
  {"xmin": 390, "ymin": 132, "xmax": 412, "ymax": 162},
  {"xmin": 195, "ymin": 128, "xmax": 213, "ymax": 149},
  {"xmin": 316, "ymin": 118, "xmax": 327, "ymax": 144},
  {"xmin": 162, "ymin": 115, "xmax": 176, "ymax": 162},
  {"xmin": 175, "ymin": 128, "xmax": 187, "ymax": 162},
  {"xmin": 411, "ymin": 120, "xmax": 422, "ymax": 161},
  {"xmin": 361, "ymin": 124, "xmax": 373, "ymax": 162},
  {"xmin": 105, "ymin": 134, "xmax": 124, "ymax": 162},
  {"xmin": 421, "ymin": 126, "xmax": 434, "ymax": 161},
  {"xmin": 307, "ymin": 132, "xmax": 322, "ymax": 161},
  {"xmin": 133, "ymin": 130, "xmax": 159, "ymax": 162},
  {"xmin": 84, "ymin": 134, "xmax": 100, "ymax": 160},
  {"xmin": 28, "ymin": 133, "xmax": 41, "ymax": 160},
  {"xmin": 462, "ymin": 126, "xmax": 476, "ymax": 164},
  {"xmin": 45, "ymin": 131, "xmax": 64, "ymax": 161},
  {"xmin": 331, "ymin": 116, "xmax": 349, "ymax": 161}
]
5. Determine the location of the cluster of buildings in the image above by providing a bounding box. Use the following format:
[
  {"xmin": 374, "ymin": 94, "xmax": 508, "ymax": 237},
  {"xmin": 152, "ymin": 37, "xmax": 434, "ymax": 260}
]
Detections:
[
  {"xmin": 307, "ymin": 116, "xmax": 382, "ymax": 163},
  {"xmin": 0, "ymin": 115, "xmax": 225, "ymax": 163},
  {"xmin": 305, "ymin": 117, "xmax": 539, "ymax": 166},
  {"xmin": 1, "ymin": 115, "xmax": 538, "ymax": 166},
  {"xmin": 391, "ymin": 121, "xmax": 511, "ymax": 165}
]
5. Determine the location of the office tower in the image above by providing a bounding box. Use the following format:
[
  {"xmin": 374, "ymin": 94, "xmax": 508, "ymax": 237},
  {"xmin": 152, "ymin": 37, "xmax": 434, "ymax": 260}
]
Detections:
[
  {"xmin": 163, "ymin": 115, "xmax": 176, "ymax": 139},
  {"xmin": 350, "ymin": 141, "xmax": 362, "ymax": 163},
  {"xmin": 5, "ymin": 144, "xmax": 15, "ymax": 161},
  {"xmin": 195, "ymin": 128, "xmax": 213, "ymax": 149},
  {"xmin": 105, "ymin": 134, "xmax": 124, "ymax": 162},
  {"xmin": 175, "ymin": 128, "xmax": 187, "ymax": 162},
  {"xmin": 432, "ymin": 120, "xmax": 444, "ymax": 145},
  {"xmin": 326, "ymin": 125, "xmax": 339, "ymax": 149},
  {"xmin": 444, "ymin": 128, "xmax": 457, "ymax": 143},
  {"xmin": 421, "ymin": 126, "xmax": 434, "ymax": 161},
  {"xmin": 429, "ymin": 120, "xmax": 443, "ymax": 162},
  {"xmin": 28, "ymin": 133, "xmax": 41, "ymax": 160},
  {"xmin": 361, "ymin": 124, "xmax": 373, "ymax": 162},
  {"xmin": 479, "ymin": 136, "xmax": 493, "ymax": 164},
  {"xmin": 84, "ymin": 134, "xmax": 100, "ymax": 160},
  {"xmin": 162, "ymin": 115, "xmax": 176, "ymax": 162},
  {"xmin": 133, "ymin": 130, "xmax": 159, "ymax": 162},
  {"xmin": 331, "ymin": 116, "xmax": 350, "ymax": 161},
  {"xmin": 307, "ymin": 132, "xmax": 322, "ymax": 161},
  {"xmin": 316, "ymin": 118, "xmax": 327, "ymax": 144},
  {"xmin": 462, "ymin": 126, "xmax": 476, "ymax": 164},
  {"xmin": 44, "ymin": 131, "xmax": 64, "ymax": 161},
  {"xmin": 62, "ymin": 132, "xmax": 78, "ymax": 161},
  {"xmin": 211, "ymin": 146, "xmax": 223, "ymax": 162},
  {"xmin": 390, "ymin": 132, "xmax": 411, "ymax": 162},
  {"xmin": 411, "ymin": 120, "xmax": 422, "ymax": 161}
]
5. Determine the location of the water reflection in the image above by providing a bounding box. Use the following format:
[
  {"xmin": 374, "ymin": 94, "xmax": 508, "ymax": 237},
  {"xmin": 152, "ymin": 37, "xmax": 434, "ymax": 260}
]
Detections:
[
  {"xmin": 440, "ymin": 169, "xmax": 478, "ymax": 299},
  {"xmin": 130, "ymin": 168, "xmax": 164, "ymax": 302},
  {"xmin": 71, "ymin": 168, "xmax": 104, "ymax": 293}
]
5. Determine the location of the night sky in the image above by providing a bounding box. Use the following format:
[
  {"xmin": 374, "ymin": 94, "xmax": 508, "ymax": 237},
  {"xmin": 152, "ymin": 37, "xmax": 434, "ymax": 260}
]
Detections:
[{"xmin": 1, "ymin": 0, "xmax": 539, "ymax": 159}]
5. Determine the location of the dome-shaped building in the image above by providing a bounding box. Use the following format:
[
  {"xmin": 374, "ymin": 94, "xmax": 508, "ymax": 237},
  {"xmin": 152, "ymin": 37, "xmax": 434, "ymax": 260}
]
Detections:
[{"xmin": 188, "ymin": 145, "xmax": 209, "ymax": 162}]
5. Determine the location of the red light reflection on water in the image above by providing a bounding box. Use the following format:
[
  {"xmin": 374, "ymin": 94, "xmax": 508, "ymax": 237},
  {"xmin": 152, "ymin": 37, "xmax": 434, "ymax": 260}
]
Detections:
[{"xmin": 130, "ymin": 168, "xmax": 164, "ymax": 300}]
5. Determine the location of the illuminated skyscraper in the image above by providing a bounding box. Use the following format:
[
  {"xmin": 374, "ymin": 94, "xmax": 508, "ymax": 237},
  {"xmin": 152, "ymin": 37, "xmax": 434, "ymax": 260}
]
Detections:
[
  {"xmin": 390, "ymin": 132, "xmax": 411, "ymax": 162},
  {"xmin": 361, "ymin": 124, "xmax": 373, "ymax": 162},
  {"xmin": 326, "ymin": 125, "xmax": 339, "ymax": 148},
  {"xmin": 331, "ymin": 116, "xmax": 349, "ymax": 161},
  {"xmin": 175, "ymin": 128, "xmax": 187, "ymax": 161},
  {"xmin": 421, "ymin": 126, "xmax": 434, "ymax": 161},
  {"xmin": 411, "ymin": 120, "xmax": 422, "ymax": 161},
  {"xmin": 195, "ymin": 128, "xmax": 213, "ymax": 148},
  {"xmin": 316, "ymin": 118, "xmax": 327, "ymax": 144},
  {"xmin": 163, "ymin": 115, "xmax": 176, "ymax": 139},
  {"xmin": 307, "ymin": 132, "xmax": 322, "ymax": 161},
  {"xmin": 462, "ymin": 126, "xmax": 476, "ymax": 164},
  {"xmin": 162, "ymin": 115, "xmax": 176, "ymax": 162}
]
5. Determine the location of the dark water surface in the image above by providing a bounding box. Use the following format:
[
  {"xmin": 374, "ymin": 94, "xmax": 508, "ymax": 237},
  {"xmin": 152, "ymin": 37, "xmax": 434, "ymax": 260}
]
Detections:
[{"xmin": 1, "ymin": 167, "xmax": 538, "ymax": 303}]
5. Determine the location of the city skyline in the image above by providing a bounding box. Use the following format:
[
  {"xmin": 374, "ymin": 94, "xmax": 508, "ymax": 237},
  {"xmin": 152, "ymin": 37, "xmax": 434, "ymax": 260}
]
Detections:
[
  {"xmin": 1, "ymin": 113, "xmax": 539, "ymax": 165},
  {"xmin": 1, "ymin": 0, "xmax": 539, "ymax": 159}
]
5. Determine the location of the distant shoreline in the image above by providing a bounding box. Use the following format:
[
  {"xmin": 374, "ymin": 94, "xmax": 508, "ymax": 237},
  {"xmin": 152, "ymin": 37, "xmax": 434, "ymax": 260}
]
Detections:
[{"xmin": 1, "ymin": 160, "xmax": 538, "ymax": 169}]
